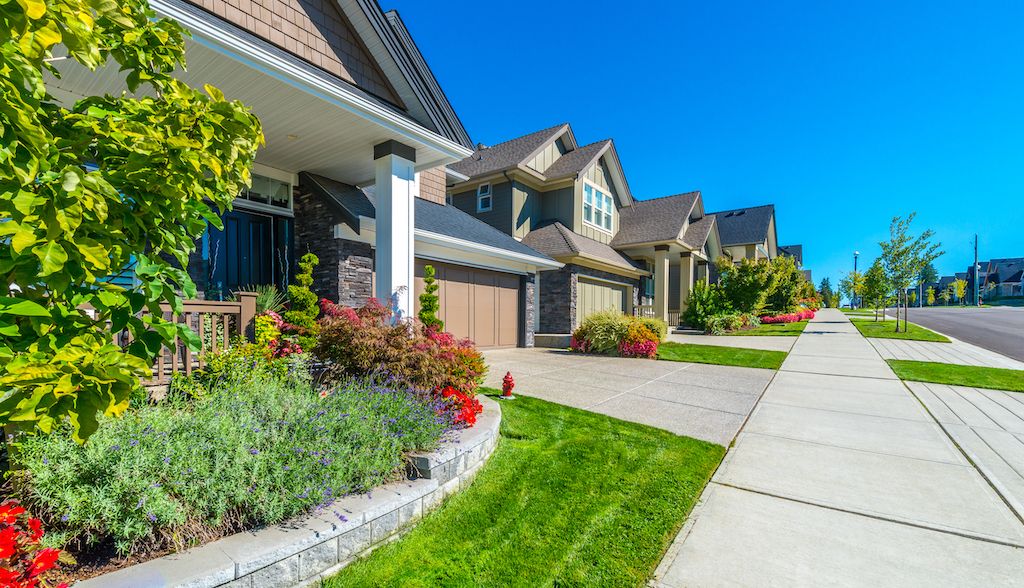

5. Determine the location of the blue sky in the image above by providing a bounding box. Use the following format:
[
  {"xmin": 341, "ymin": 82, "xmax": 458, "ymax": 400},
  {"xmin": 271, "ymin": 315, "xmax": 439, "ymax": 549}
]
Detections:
[{"xmin": 391, "ymin": 0, "xmax": 1023, "ymax": 287}]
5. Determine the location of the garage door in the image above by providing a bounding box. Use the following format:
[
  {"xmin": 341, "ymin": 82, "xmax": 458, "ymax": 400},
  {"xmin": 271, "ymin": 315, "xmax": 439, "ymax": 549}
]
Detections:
[
  {"xmin": 577, "ymin": 278, "xmax": 628, "ymax": 324},
  {"xmin": 414, "ymin": 260, "xmax": 520, "ymax": 348}
]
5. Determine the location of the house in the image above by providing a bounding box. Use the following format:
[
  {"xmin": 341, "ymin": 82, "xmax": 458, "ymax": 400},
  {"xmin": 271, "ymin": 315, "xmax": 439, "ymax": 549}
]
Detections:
[
  {"xmin": 710, "ymin": 204, "xmax": 779, "ymax": 261},
  {"xmin": 45, "ymin": 0, "xmax": 560, "ymax": 348},
  {"xmin": 779, "ymin": 244, "xmax": 811, "ymax": 282},
  {"xmin": 447, "ymin": 124, "xmax": 722, "ymax": 335},
  {"xmin": 966, "ymin": 258, "xmax": 1024, "ymax": 302}
]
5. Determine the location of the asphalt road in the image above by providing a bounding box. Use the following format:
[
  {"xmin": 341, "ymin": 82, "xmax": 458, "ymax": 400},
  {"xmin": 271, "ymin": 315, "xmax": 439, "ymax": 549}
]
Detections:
[{"xmin": 893, "ymin": 306, "xmax": 1024, "ymax": 362}]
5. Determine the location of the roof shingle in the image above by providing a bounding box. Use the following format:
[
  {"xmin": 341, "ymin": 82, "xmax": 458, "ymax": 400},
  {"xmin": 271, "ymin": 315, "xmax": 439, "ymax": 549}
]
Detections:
[
  {"xmin": 708, "ymin": 204, "xmax": 775, "ymax": 247},
  {"xmin": 447, "ymin": 124, "xmax": 567, "ymax": 179},
  {"xmin": 611, "ymin": 192, "xmax": 700, "ymax": 248},
  {"xmin": 542, "ymin": 140, "xmax": 610, "ymax": 179},
  {"xmin": 522, "ymin": 222, "xmax": 641, "ymax": 273}
]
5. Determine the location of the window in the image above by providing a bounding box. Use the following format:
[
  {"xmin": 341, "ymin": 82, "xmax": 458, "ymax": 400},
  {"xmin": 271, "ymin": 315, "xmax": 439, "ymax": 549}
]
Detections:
[
  {"xmin": 583, "ymin": 181, "xmax": 613, "ymax": 233},
  {"xmin": 241, "ymin": 172, "xmax": 292, "ymax": 209},
  {"xmin": 477, "ymin": 183, "xmax": 492, "ymax": 212}
]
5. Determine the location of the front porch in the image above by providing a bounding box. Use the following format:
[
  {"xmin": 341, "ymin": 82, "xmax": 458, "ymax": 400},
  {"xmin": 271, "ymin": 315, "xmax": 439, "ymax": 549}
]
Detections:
[{"xmin": 631, "ymin": 246, "xmax": 712, "ymax": 327}]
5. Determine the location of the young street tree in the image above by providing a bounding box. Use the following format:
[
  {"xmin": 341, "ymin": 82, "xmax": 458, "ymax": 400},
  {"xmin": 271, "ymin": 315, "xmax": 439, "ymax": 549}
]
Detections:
[
  {"xmin": 917, "ymin": 262, "xmax": 938, "ymax": 308},
  {"xmin": 838, "ymin": 270, "xmax": 863, "ymax": 310},
  {"xmin": 879, "ymin": 214, "xmax": 943, "ymax": 332},
  {"xmin": 1, "ymin": 1, "xmax": 264, "ymax": 440},
  {"xmin": 861, "ymin": 259, "xmax": 890, "ymax": 321},
  {"xmin": 953, "ymin": 278, "xmax": 968, "ymax": 305},
  {"xmin": 940, "ymin": 286, "xmax": 952, "ymax": 306},
  {"xmin": 926, "ymin": 286, "xmax": 936, "ymax": 307}
]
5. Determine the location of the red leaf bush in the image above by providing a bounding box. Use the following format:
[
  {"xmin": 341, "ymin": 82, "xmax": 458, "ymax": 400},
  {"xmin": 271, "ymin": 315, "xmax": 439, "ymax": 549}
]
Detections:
[
  {"xmin": 315, "ymin": 298, "xmax": 487, "ymax": 396},
  {"xmin": 760, "ymin": 308, "xmax": 815, "ymax": 324},
  {"xmin": 571, "ymin": 310, "xmax": 663, "ymax": 359},
  {"xmin": 0, "ymin": 500, "xmax": 67, "ymax": 588}
]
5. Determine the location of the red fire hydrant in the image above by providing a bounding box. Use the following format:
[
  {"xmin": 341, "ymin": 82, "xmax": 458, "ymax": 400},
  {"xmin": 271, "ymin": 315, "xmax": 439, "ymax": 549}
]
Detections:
[{"xmin": 501, "ymin": 371, "xmax": 516, "ymax": 400}]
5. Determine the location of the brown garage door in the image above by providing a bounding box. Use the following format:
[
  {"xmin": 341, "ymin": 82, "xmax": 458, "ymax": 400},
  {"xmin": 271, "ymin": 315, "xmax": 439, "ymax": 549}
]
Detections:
[{"xmin": 414, "ymin": 260, "xmax": 520, "ymax": 348}]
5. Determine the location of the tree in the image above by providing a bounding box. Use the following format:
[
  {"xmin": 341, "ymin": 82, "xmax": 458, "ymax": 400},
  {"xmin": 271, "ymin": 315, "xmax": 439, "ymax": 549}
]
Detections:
[
  {"xmin": 879, "ymin": 214, "xmax": 943, "ymax": 333},
  {"xmin": 953, "ymin": 278, "xmax": 968, "ymax": 305},
  {"xmin": 908, "ymin": 290, "xmax": 917, "ymax": 307},
  {"xmin": 861, "ymin": 259, "xmax": 889, "ymax": 321},
  {"xmin": 0, "ymin": 0, "xmax": 263, "ymax": 440},
  {"xmin": 716, "ymin": 257, "xmax": 779, "ymax": 314},
  {"xmin": 838, "ymin": 270, "xmax": 863, "ymax": 309},
  {"xmin": 940, "ymin": 286, "xmax": 952, "ymax": 306},
  {"xmin": 417, "ymin": 264, "xmax": 444, "ymax": 330},
  {"xmin": 917, "ymin": 262, "xmax": 938, "ymax": 307},
  {"xmin": 765, "ymin": 255, "xmax": 803, "ymax": 313},
  {"xmin": 926, "ymin": 286, "xmax": 936, "ymax": 306},
  {"xmin": 818, "ymin": 278, "xmax": 834, "ymax": 307}
]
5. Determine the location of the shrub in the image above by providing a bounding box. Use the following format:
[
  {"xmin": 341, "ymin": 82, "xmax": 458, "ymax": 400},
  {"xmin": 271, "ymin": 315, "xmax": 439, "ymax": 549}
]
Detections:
[
  {"xmin": 571, "ymin": 311, "xmax": 660, "ymax": 358},
  {"xmin": 637, "ymin": 317, "xmax": 668, "ymax": 342},
  {"xmin": 682, "ymin": 281, "xmax": 730, "ymax": 329},
  {"xmin": 716, "ymin": 257, "xmax": 779, "ymax": 314},
  {"xmin": 765, "ymin": 256, "xmax": 803, "ymax": 314},
  {"xmin": 10, "ymin": 373, "xmax": 451, "ymax": 559},
  {"xmin": 230, "ymin": 284, "xmax": 287, "ymax": 314},
  {"xmin": 705, "ymin": 313, "xmax": 743, "ymax": 335},
  {"xmin": 316, "ymin": 299, "xmax": 486, "ymax": 395},
  {"xmin": 284, "ymin": 253, "xmax": 320, "ymax": 349},
  {"xmin": 417, "ymin": 265, "xmax": 444, "ymax": 331},
  {"xmin": 0, "ymin": 500, "xmax": 69, "ymax": 588},
  {"xmin": 759, "ymin": 309, "xmax": 814, "ymax": 324}
]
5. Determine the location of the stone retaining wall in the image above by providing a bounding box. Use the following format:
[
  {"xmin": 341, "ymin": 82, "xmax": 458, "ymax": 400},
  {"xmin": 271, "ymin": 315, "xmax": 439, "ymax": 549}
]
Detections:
[{"xmin": 83, "ymin": 396, "xmax": 501, "ymax": 588}]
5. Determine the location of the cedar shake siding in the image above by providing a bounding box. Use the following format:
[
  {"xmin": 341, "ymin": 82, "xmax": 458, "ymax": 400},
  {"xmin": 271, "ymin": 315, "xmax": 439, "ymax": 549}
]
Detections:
[
  {"xmin": 183, "ymin": 0, "xmax": 402, "ymax": 106},
  {"xmin": 418, "ymin": 166, "xmax": 446, "ymax": 205}
]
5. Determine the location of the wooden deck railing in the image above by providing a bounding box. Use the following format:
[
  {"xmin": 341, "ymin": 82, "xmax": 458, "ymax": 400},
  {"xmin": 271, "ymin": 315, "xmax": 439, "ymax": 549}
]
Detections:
[{"xmin": 110, "ymin": 292, "xmax": 257, "ymax": 385}]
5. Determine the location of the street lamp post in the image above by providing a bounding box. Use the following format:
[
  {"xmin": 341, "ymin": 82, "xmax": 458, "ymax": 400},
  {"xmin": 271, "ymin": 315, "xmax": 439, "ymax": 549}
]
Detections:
[{"xmin": 853, "ymin": 251, "xmax": 859, "ymax": 309}]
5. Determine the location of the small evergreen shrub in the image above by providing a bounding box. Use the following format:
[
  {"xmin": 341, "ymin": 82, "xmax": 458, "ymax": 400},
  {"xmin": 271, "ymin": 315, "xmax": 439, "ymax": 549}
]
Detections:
[
  {"xmin": 284, "ymin": 253, "xmax": 320, "ymax": 349},
  {"xmin": 682, "ymin": 281, "xmax": 730, "ymax": 329},
  {"xmin": 417, "ymin": 265, "xmax": 444, "ymax": 330}
]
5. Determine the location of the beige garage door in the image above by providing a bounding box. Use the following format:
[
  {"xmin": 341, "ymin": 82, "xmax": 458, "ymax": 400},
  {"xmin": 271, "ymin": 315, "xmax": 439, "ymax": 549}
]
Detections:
[
  {"xmin": 577, "ymin": 278, "xmax": 628, "ymax": 324},
  {"xmin": 414, "ymin": 260, "xmax": 520, "ymax": 348}
]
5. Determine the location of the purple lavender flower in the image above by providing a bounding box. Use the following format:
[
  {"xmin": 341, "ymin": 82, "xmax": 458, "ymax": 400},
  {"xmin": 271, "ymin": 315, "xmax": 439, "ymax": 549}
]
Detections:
[
  {"xmin": 163, "ymin": 457, "xmax": 171, "ymax": 464},
  {"xmin": 147, "ymin": 512, "xmax": 157, "ymax": 522},
  {"xmin": 60, "ymin": 514, "xmax": 69, "ymax": 522},
  {"xmin": 129, "ymin": 439, "xmax": 139, "ymax": 447},
  {"xmin": 136, "ymin": 498, "xmax": 145, "ymax": 508},
  {"xmin": 249, "ymin": 448, "xmax": 260, "ymax": 455}
]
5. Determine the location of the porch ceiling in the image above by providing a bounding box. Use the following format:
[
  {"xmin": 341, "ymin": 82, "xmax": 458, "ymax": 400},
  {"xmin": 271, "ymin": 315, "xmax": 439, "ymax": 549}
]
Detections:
[{"xmin": 45, "ymin": 36, "xmax": 468, "ymax": 186}]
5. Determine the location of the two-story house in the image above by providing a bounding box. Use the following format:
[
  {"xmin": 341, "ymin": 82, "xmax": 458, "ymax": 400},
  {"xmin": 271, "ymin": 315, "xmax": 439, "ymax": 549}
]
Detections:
[
  {"xmin": 45, "ymin": 0, "xmax": 560, "ymax": 348},
  {"xmin": 448, "ymin": 124, "xmax": 722, "ymax": 337},
  {"xmin": 711, "ymin": 204, "xmax": 779, "ymax": 261}
]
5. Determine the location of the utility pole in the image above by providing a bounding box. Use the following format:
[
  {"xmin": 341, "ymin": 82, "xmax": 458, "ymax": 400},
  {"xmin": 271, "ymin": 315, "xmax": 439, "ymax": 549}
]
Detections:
[{"xmin": 973, "ymin": 234, "xmax": 980, "ymax": 306}]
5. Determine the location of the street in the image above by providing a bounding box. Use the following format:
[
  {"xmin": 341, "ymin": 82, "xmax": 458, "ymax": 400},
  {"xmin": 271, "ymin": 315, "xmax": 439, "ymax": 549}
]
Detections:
[{"xmin": 894, "ymin": 306, "xmax": 1024, "ymax": 362}]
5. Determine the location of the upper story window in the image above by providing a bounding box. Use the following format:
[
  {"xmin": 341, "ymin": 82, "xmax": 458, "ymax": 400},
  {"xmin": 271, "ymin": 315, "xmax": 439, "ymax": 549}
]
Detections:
[
  {"xmin": 477, "ymin": 183, "xmax": 492, "ymax": 212},
  {"xmin": 583, "ymin": 181, "xmax": 613, "ymax": 233}
]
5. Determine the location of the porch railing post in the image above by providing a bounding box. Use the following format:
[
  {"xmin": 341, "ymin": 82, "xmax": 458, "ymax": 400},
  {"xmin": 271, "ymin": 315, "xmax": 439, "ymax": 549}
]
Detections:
[{"xmin": 236, "ymin": 291, "xmax": 258, "ymax": 342}]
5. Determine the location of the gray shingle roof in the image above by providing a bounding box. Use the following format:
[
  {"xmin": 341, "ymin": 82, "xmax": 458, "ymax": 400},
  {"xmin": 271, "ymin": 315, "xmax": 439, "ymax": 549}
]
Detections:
[
  {"xmin": 610, "ymin": 192, "xmax": 700, "ymax": 248},
  {"xmin": 708, "ymin": 204, "xmax": 775, "ymax": 246},
  {"xmin": 522, "ymin": 222, "xmax": 641, "ymax": 273},
  {"xmin": 304, "ymin": 172, "xmax": 552, "ymax": 261},
  {"xmin": 543, "ymin": 140, "xmax": 610, "ymax": 179},
  {"xmin": 447, "ymin": 124, "xmax": 567, "ymax": 179},
  {"xmin": 681, "ymin": 215, "xmax": 717, "ymax": 250},
  {"xmin": 779, "ymin": 244, "xmax": 803, "ymax": 266}
]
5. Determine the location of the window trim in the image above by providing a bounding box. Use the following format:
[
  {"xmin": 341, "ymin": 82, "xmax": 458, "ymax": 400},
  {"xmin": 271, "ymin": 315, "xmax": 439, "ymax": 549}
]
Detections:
[
  {"xmin": 582, "ymin": 179, "xmax": 614, "ymax": 234},
  {"xmin": 476, "ymin": 183, "xmax": 493, "ymax": 212}
]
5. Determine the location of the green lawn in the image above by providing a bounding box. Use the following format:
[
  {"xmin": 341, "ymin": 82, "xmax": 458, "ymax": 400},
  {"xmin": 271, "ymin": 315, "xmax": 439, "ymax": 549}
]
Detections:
[
  {"xmin": 658, "ymin": 342, "xmax": 787, "ymax": 370},
  {"xmin": 888, "ymin": 360, "xmax": 1024, "ymax": 393},
  {"xmin": 729, "ymin": 320, "xmax": 808, "ymax": 336},
  {"xmin": 325, "ymin": 391, "xmax": 725, "ymax": 587},
  {"xmin": 851, "ymin": 318, "xmax": 950, "ymax": 343}
]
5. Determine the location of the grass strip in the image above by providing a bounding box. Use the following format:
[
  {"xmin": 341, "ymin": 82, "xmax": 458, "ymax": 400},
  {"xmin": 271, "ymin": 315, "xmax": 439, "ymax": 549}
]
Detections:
[
  {"xmin": 851, "ymin": 318, "xmax": 950, "ymax": 343},
  {"xmin": 658, "ymin": 342, "xmax": 787, "ymax": 370},
  {"xmin": 888, "ymin": 360, "xmax": 1024, "ymax": 393}
]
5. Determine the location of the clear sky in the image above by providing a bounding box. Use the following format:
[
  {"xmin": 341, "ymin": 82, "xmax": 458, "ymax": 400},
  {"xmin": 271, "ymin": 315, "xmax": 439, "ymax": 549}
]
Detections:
[{"xmin": 390, "ymin": 0, "xmax": 1023, "ymax": 287}]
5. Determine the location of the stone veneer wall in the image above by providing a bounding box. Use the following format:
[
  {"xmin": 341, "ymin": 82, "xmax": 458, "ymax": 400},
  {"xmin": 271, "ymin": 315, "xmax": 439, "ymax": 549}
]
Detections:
[
  {"xmin": 292, "ymin": 189, "xmax": 375, "ymax": 305},
  {"xmin": 522, "ymin": 275, "xmax": 536, "ymax": 348},
  {"xmin": 81, "ymin": 397, "xmax": 502, "ymax": 588},
  {"xmin": 538, "ymin": 264, "xmax": 641, "ymax": 334}
]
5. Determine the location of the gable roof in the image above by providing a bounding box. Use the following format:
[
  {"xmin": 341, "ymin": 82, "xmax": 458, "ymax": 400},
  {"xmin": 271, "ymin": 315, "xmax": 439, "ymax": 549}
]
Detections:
[
  {"xmin": 522, "ymin": 222, "xmax": 641, "ymax": 274},
  {"xmin": 543, "ymin": 140, "xmax": 610, "ymax": 179},
  {"xmin": 681, "ymin": 214, "xmax": 717, "ymax": 251},
  {"xmin": 300, "ymin": 172, "xmax": 552, "ymax": 261},
  {"xmin": 709, "ymin": 204, "xmax": 776, "ymax": 247},
  {"xmin": 779, "ymin": 244, "xmax": 803, "ymax": 266},
  {"xmin": 447, "ymin": 124, "xmax": 568, "ymax": 179},
  {"xmin": 611, "ymin": 192, "xmax": 700, "ymax": 248}
]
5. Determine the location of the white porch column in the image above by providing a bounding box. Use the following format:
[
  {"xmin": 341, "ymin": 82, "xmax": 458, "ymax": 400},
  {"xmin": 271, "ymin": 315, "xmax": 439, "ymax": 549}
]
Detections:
[
  {"xmin": 373, "ymin": 140, "xmax": 417, "ymax": 321},
  {"xmin": 679, "ymin": 252, "xmax": 694, "ymax": 312},
  {"xmin": 654, "ymin": 246, "xmax": 670, "ymax": 322}
]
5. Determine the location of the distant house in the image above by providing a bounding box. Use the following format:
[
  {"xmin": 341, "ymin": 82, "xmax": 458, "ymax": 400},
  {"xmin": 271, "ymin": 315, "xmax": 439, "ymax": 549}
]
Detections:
[
  {"xmin": 448, "ymin": 123, "xmax": 723, "ymax": 332},
  {"xmin": 967, "ymin": 258, "xmax": 1024, "ymax": 301},
  {"xmin": 779, "ymin": 244, "xmax": 811, "ymax": 282},
  {"xmin": 710, "ymin": 205, "xmax": 779, "ymax": 261}
]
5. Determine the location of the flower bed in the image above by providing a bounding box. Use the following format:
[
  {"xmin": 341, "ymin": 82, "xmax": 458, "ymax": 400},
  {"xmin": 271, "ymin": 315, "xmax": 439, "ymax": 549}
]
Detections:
[
  {"xmin": 760, "ymin": 308, "xmax": 816, "ymax": 324},
  {"xmin": 8, "ymin": 361, "xmax": 454, "ymax": 580}
]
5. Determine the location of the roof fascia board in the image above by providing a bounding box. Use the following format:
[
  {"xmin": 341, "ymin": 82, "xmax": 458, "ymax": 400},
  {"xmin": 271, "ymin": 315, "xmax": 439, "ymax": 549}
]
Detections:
[
  {"xmin": 593, "ymin": 142, "xmax": 633, "ymax": 206},
  {"xmin": 151, "ymin": 0, "xmax": 472, "ymax": 160},
  {"xmin": 518, "ymin": 124, "xmax": 572, "ymax": 169},
  {"xmin": 556, "ymin": 254, "xmax": 648, "ymax": 278}
]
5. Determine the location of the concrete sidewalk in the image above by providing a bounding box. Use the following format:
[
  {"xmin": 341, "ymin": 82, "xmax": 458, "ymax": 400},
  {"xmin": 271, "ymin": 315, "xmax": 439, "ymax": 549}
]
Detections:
[{"xmin": 653, "ymin": 309, "xmax": 1024, "ymax": 587}]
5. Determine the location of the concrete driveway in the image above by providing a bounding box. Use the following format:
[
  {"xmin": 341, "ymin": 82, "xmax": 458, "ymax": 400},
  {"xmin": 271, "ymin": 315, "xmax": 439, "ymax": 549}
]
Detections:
[{"xmin": 483, "ymin": 348, "xmax": 775, "ymax": 446}]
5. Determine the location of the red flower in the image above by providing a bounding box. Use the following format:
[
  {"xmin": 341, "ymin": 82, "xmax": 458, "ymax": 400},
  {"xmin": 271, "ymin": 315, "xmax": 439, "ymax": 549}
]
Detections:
[
  {"xmin": 26, "ymin": 518, "xmax": 42, "ymax": 542},
  {"xmin": 0, "ymin": 568, "xmax": 21, "ymax": 584},
  {"xmin": 0, "ymin": 527, "xmax": 18, "ymax": 559},
  {"xmin": 29, "ymin": 548, "xmax": 60, "ymax": 577},
  {"xmin": 0, "ymin": 503, "xmax": 25, "ymax": 526}
]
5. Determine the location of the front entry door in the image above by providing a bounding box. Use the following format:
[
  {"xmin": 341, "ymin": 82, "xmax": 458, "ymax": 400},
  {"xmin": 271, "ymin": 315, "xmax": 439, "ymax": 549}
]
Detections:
[{"xmin": 209, "ymin": 210, "xmax": 274, "ymax": 295}]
